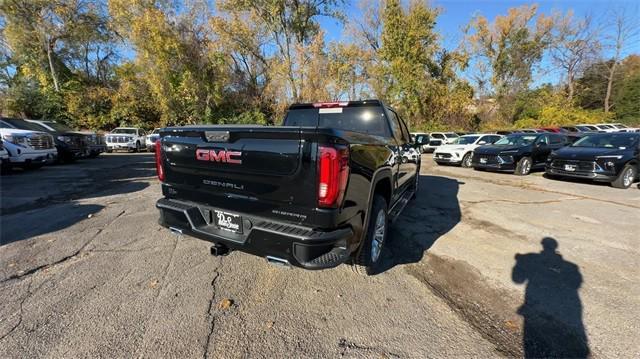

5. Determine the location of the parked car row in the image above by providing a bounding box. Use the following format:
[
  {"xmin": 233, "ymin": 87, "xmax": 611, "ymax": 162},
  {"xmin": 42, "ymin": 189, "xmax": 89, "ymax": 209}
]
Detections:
[
  {"xmin": 0, "ymin": 118, "xmax": 65, "ymax": 170},
  {"xmin": 428, "ymin": 131, "xmax": 639, "ymax": 189},
  {"xmin": 496, "ymin": 123, "xmax": 639, "ymax": 135},
  {"xmin": 0, "ymin": 118, "xmax": 157, "ymax": 172}
]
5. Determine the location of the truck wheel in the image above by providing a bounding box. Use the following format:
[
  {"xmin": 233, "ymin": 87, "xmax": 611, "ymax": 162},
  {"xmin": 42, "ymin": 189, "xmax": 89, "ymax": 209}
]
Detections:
[
  {"xmin": 611, "ymin": 164, "xmax": 636, "ymax": 189},
  {"xmin": 461, "ymin": 152, "xmax": 473, "ymax": 168},
  {"xmin": 353, "ymin": 195, "xmax": 388, "ymax": 275},
  {"xmin": 134, "ymin": 141, "xmax": 140, "ymax": 153},
  {"xmin": 515, "ymin": 156, "xmax": 532, "ymax": 176}
]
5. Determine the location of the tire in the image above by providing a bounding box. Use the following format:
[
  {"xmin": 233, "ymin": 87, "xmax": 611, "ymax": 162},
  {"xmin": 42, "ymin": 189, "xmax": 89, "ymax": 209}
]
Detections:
[
  {"xmin": 106, "ymin": 149, "xmax": 112, "ymax": 153},
  {"xmin": 0, "ymin": 161, "xmax": 10, "ymax": 174},
  {"xmin": 134, "ymin": 142, "xmax": 140, "ymax": 153},
  {"xmin": 461, "ymin": 152, "xmax": 473, "ymax": 168},
  {"xmin": 25, "ymin": 162, "xmax": 44, "ymax": 170},
  {"xmin": 352, "ymin": 195, "xmax": 388, "ymax": 275},
  {"xmin": 515, "ymin": 156, "xmax": 532, "ymax": 176},
  {"xmin": 611, "ymin": 164, "xmax": 636, "ymax": 189}
]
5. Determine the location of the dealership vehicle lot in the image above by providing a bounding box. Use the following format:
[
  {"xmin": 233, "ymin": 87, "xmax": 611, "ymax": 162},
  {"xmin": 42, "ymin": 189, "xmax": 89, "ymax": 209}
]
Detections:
[{"xmin": 1, "ymin": 153, "xmax": 638, "ymax": 358}]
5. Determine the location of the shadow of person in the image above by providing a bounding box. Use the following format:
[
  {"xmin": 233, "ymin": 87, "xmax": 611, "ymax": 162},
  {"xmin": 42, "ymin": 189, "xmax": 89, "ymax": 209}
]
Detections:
[{"xmin": 512, "ymin": 237, "xmax": 590, "ymax": 358}]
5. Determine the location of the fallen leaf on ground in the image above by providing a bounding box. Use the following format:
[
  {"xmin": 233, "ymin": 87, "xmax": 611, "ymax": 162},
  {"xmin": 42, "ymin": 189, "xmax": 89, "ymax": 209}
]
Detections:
[
  {"xmin": 218, "ymin": 298, "xmax": 233, "ymax": 309},
  {"xmin": 505, "ymin": 320, "xmax": 519, "ymax": 331},
  {"xmin": 148, "ymin": 280, "xmax": 158, "ymax": 289}
]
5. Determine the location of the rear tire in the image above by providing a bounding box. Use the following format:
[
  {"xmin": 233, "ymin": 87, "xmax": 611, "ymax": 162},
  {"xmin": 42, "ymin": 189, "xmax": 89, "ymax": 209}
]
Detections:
[
  {"xmin": 461, "ymin": 152, "xmax": 473, "ymax": 168},
  {"xmin": 25, "ymin": 162, "xmax": 44, "ymax": 170},
  {"xmin": 515, "ymin": 156, "xmax": 532, "ymax": 176},
  {"xmin": 611, "ymin": 164, "xmax": 636, "ymax": 189},
  {"xmin": 352, "ymin": 195, "xmax": 388, "ymax": 275}
]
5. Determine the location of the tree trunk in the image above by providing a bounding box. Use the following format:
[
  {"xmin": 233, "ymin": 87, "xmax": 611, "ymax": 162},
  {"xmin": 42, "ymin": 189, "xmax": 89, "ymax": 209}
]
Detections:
[
  {"xmin": 567, "ymin": 71, "xmax": 575, "ymax": 102},
  {"xmin": 46, "ymin": 38, "xmax": 60, "ymax": 92},
  {"xmin": 604, "ymin": 63, "xmax": 616, "ymax": 113}
]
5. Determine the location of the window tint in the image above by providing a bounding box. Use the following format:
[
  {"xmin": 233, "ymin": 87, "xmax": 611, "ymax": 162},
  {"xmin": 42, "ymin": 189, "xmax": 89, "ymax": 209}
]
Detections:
[
  {"xmin": 431, "ymin": 133, "xmax": 445, "ymax": 139},
  {"xmin": 572, "ymin": 133, "xmax": 639, "ymax": 149},
  {"xmin": 283, "ymin": 106, "xmax": 391, "ymax": 137},
  {"xmin": 386, "ymin": 109, "xmax": 403, "ymax": 141},
  {"xmin": 415, "ymin": 134, "xmax": 429, "ymax": 143},
  {"xmin": 549, "ymin": 135, "xmax": 564, "ymax": 145},
  {"xmin": 1, "ymin": 118, "xmax": 46, "ymax": 131},
  {"xmin": 398, "ymin": 116, "xmax": 411, "ymax": 143},
  {"xmin": 536, "ymin": 135, "xmax": 548, "ymax": 144},
  {"xmin": 283, "ymin": 108, "xmax": 317, "ymax": 126}
]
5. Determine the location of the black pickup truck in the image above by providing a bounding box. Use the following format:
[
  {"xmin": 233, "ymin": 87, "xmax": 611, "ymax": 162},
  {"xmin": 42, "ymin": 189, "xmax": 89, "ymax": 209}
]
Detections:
[{"xmin": 155, "ymin": 100, "xmax": 427, "ymax": 274}]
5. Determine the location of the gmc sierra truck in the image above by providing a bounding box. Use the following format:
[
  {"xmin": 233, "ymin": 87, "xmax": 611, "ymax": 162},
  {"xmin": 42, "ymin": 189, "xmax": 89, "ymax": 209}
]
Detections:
[{"xmin": 155, "ymin": 100, "xmax": 428, "ymax": 275}]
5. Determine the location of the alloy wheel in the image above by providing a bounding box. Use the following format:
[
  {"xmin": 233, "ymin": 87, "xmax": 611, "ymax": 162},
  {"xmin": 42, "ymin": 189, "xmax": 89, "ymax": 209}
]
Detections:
[
  {"xmin": 623, "ymin": 168, "xmax": 634, "ymax": 187},
  {"xmin": 370, "ymin": 209, "xmax": 386, "ymax": 262}
]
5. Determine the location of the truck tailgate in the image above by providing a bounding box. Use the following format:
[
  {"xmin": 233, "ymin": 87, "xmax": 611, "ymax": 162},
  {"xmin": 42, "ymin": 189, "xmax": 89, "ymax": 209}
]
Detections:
[{"xmin": 159, "ymin": 126, "xmax": 318, "ymax": 221}]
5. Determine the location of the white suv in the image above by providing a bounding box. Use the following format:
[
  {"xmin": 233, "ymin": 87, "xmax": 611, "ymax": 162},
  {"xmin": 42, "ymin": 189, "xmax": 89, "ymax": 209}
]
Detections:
[
  {"xmin": 433, "ymin": 133, "xmax": 503, "ymax": 167},
  {"xmin": 0, "ymin": 139, "xmax": 9, "ymax": 170},
  {"xmin": 580, "ymin": 124, "xmax": 617, "ymax": 133},
  {"xmin": 430, "ymin": 132, "xmax": 460, "ymax": 144},
  {"xmin": 106, "ymin": 127, "xmax": 147, "ymax": 152},
  {"xmin": 0, "ymin": 128, "xmax": 57, "ymax": 169}
]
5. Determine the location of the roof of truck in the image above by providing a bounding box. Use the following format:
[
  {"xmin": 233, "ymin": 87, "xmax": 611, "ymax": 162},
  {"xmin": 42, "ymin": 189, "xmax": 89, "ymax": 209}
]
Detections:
[{"xmin": 289, "ymin": 100, "xmax": 382, "ymax": 109}]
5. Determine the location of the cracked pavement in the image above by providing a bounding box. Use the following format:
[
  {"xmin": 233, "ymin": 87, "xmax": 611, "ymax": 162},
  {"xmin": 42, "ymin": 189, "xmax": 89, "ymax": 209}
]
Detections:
[{"xmin": 0, "ymin": 153, "xmax": 638, "ymax": 358}]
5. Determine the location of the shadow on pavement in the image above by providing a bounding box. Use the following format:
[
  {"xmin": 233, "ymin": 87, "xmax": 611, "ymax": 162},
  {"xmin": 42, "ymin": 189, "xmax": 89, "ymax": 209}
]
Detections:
[
  {"xmin": 512, "ymin": 237, "xmax": 590, "ymax": 358},
  {"xmin": 1, "ymin": 203, "xmax": 105, "ymax": 245},
  {"xmin": 0, "ymin": 154, "xmax": 155, "ymax": 245},
  {"xmin": 377, "ymin": 175, "xmax": 461, "ymax": 273}
]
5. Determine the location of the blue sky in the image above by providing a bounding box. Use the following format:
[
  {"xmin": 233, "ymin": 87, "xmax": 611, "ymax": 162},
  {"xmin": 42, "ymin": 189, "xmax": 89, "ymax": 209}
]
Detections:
[{"xmin": 318, "ymin": 0, "xmax": 640, "ymax": 85}]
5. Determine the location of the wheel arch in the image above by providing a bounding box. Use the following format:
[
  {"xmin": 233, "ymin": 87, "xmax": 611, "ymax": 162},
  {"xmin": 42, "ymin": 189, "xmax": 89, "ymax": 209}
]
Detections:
[{"xmin": 358, "ymin": 168, "xmax": 393, "ymax": 249}]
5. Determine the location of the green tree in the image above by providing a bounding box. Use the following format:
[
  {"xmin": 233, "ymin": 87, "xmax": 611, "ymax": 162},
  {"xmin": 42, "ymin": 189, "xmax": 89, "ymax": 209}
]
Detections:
[{"xmin": 464, "ymin": 5, "xmax": 554, "ymax": 124}]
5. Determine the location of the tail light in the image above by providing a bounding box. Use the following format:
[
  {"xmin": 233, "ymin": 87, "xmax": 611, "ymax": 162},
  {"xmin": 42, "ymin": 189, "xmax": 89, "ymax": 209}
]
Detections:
[
  {"xmin": 318, "ymin": 145, "xmax": 349, "ymax": 208},
  {"xmin": 155, "ymin": 139, "xmax": 165, "ymax": 181}
]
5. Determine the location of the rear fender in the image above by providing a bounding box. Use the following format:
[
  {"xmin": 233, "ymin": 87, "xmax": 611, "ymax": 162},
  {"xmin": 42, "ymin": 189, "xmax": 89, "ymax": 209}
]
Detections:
[{"xmin": 356, "ymin": 168, "xmax": 393, "ymax": 251}]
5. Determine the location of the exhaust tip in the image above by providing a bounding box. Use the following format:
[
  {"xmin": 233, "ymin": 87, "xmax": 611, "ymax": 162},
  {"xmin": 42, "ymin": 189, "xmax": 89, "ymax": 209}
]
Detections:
[{"xmin": 266, "ymin": 256, "xmax": 291, "ymax": 269}]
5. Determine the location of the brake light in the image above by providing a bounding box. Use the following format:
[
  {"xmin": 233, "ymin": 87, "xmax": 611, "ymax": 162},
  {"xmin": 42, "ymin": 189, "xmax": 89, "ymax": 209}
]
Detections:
[
  {"xmin": 155, "ymin": 140, "xmax": 165, "ymax": 182},
  {"xmin": 312, "ymin": 101, "xmax": 349, "ymax": 108},
  {"xmin": 318, "ymin": 145, "xmax": 349, "ymax": 207}
]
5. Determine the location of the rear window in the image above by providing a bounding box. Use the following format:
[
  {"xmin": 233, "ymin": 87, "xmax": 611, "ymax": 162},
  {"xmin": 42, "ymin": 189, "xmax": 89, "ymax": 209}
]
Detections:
[{"xmin": 283, "ymin": 106, "xmax": 390, "ymax": 137}]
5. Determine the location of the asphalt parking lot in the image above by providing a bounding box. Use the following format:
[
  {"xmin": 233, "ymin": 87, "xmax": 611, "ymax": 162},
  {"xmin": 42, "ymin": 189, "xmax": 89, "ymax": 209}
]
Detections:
[{"xmin": 1, "ymin": 153, "xmax": 638, "ymax": 358}]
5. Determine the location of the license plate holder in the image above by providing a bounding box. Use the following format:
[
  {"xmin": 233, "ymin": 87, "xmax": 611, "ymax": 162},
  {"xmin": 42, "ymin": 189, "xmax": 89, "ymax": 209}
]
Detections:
[
  {"xmin": 213, "ymin": 210, "xmax": 243, "ymax": 234},
  {"xmin": 480, "ymin": 157, "xmax": 487, "ymax": 164},
  {"xmin": 564, "ymin": 164, "xmax": 576, "ymax": 172}
]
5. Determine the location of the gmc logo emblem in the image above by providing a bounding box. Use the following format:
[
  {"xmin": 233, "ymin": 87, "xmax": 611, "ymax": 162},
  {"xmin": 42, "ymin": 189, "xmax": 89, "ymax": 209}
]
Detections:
[{"xmin": 195, "ymin": 149, "xmax": 242, "ymax": 164}]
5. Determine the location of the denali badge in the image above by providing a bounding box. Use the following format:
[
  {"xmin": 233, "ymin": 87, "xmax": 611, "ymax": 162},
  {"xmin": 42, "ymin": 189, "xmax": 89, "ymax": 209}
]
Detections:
[{"xmin": 196, "ymin": 149, "xmax": 242, "ymax": 164}]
